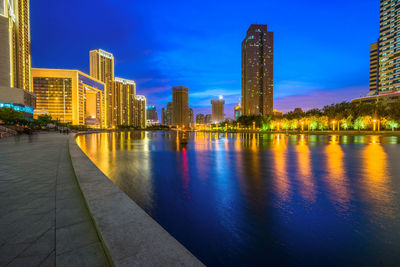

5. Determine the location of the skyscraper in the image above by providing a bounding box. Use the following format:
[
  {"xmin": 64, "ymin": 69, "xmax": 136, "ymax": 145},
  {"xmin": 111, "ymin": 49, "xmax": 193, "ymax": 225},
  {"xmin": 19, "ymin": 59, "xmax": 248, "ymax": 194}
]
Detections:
[
  {"xmin": 0, "ymin": 0, "xmax": 31, "ymax": 91},
  {"xmin": 172, "ymin": 86, "xmax": 189, "ymax": 128},
  {"xmin": 369, "ymin": 42, "xmax": 378, "ymax": 95},
  {"xmin": 242, "ymin": 24, "xmax": 273, "ymax": 115},
  {"xmin": 353, "ymin": 1, "xmax": 400, "ymax": 103},
  {"xmin": 147, "ymin": 105, "xmax": 158, "ymax": 124},
  {"xmin": 0, "ymin": 0, "xmax": 35, "ymax": 119},
  {"xmin": 90, "ymin": 49, "xmax": 115, "ymax": 127},
  {"xmin": 211, "ymin": 96, "xmax": 225, "ymax": 123},
  {"xmin": 114, "ymin": 77, "xmax": 135, "ymax": 126},
  {"xmin": 196, "ymin": 114, "xmax": 205, "ymax": 124},
  {"xmin": 377, "ymin": 1, "xmax": 400, "ymax": 93},
  {"xmin": 133, "ymin": 95, "xmax": 146, "ymax": 128}
]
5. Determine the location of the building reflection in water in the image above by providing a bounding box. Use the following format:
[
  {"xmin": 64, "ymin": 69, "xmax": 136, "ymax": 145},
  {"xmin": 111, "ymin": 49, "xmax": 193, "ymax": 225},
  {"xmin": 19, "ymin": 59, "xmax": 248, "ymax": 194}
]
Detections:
[
  {"xmin": 77, "ymin": 132, "xmax": 154, "ymax": 211},
  {"xmin": 361, "ymin": 136, "xmax": 394, "ymax": 218},
  {"xmin": 324, "ymin": 135, "xmax": 350, "ymax": 211},
  {"xmin": 271, "ymin": 134, "xmax": 291, "ymax": 202},
  {"xmin": 296, "ymin": 135, "xmax": 316, "ymax": 203}
]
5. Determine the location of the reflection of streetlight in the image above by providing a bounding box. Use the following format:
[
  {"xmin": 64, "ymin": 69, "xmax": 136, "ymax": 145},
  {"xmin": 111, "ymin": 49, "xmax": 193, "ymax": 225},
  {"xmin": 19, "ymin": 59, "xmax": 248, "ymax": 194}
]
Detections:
[
  {"xmin": 253, "ymin": 121, "xmax": 255, "ymax": 131},
  {"xmin": 277, "ymin": 122, "xmax": 280, "ymax": 131}
]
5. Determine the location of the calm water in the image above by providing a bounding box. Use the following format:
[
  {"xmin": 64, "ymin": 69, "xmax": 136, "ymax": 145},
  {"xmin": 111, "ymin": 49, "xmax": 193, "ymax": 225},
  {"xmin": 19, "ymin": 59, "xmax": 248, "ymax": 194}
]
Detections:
[{"xmin": 77, "ymin": 132, "xmax": 400, "ymax": 266}]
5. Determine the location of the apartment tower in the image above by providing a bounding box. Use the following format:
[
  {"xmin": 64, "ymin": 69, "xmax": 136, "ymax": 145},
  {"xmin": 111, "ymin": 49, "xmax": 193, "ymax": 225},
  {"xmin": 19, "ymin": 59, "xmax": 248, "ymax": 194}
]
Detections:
[
  {"xmin": 114, "ymin": 77, "xmax": 135, "ymax": 126},
  {"xmin": 90, "ymin": 49, "xmax": 115, "ymax": 127},
  {"xmin": 172, "ymin": 86, "xmax": 189, "ymax": 128},
  {"xmin": 241, "ymin": 24, "xmax": 273, "ymax": 115},
  {"xmin": 211, "ymin": 97, "xmax": 225, "ymax": 123}
]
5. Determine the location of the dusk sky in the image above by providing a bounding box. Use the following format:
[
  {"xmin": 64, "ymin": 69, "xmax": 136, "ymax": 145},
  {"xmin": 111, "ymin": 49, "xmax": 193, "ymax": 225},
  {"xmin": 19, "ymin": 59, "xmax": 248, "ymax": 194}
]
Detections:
[{"xmin": 31, "ymin": 0, "xmax": 379, "ymax": 118}]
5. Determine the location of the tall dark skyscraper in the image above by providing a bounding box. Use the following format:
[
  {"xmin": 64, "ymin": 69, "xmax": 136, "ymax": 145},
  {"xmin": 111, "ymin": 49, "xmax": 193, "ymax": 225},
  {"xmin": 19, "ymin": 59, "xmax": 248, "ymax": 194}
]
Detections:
[
  {"xmin": 241, "ymin": 24, "xmax": 273, "ymax": 115},
  {"xmin": 172, "ymin": 86, "xmax": 189, "ymax": 128}
]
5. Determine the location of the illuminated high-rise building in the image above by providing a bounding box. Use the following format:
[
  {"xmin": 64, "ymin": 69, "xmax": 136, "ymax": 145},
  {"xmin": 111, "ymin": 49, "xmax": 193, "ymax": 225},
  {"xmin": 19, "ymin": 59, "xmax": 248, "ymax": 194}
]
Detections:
[
  {"xmin": 369, "ymin": 42, "xmax": 379, "ymax": 95},
  {"xmin": 189, "ymin": 108, "xmax": 194, "ymax": 126},
  {"xmin": 0, "ymin": 0, "xmax": 35, "ymax": 118},
  {"xmin": 211, "ymin": 96, "xmax": 225, "ymax": 123},
  {"xmin": 172, "ymin": 86, "xmax": 189, "ymax": 128},
  {"xmin": 242, "ymin": 24, "xmax": 273, "ymax": 115},
  {"xmin": 196, "ymin": 114, "xmax": 205, "ymax": 124},
  {"xmin": 114, "ymin": 77, "xmax": 135, "ymax": 126},
  {"xmin": 133, "ymin": 95, "xmax": 146, "ymax": 128},
  {"xmin": 205, "ymin": 114, "xmax": 212, "ymax": 124},
  {"xmin": 354, "ymin": 1, "xmax": 400, "ymax": 103},
  {"xmin": 162, "ymin": 102, "xmax": 173, "ymax": 125},
  {"xmin": 147, "ymin": 105, "xmax": 158, "ymax": 124},
  {"xmin": 90, "ymin": 49, "xmax": 115, "ymax": 127},
  {"xmin": 31, "ymin": 69, "xmax": 105, "ymax": 127},
  {"xmin": 0, "ymin": 0, "xmax": 31, "ymax": 91}
]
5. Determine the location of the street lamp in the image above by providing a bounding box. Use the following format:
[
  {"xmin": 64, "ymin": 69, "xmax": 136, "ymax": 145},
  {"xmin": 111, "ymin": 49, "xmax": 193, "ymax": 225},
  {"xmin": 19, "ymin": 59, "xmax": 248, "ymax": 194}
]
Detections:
[
  {"xmin": 332, "ymin": 120, "xmax": 336, "ymax": 131},
  {"xmin": 301, "ymin": 121, "xmax": 304, "ymax": 131},
  {"xmin": 373, "ymin": 119, "xmax": 377, "ymax": 131}
]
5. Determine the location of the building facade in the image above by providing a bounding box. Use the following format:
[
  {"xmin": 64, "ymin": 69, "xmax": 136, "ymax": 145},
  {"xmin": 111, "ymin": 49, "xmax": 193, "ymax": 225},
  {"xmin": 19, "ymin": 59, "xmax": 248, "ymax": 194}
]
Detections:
[
  {"xmin": 147, "ymin": 105, "xmax": 158, "ymax": 124},
  {"xmin": 205, "ymin": 114, "xmax": 212, "ymax": 124},
  {"xmin": 172, "ymin": 86, "xmax": 189, "ymax": 128},
  {"xmin": 196, "ymin": 113, "xmax": 205, "ymax": 124},
  {"xmin": 355, "ymin": 1, "xmax": 400, "ymax": 103},
  {"xmin": 0, "ymin": 0, "xmax": 35, "ymax": 118},
  {"xmin": 211, "ymin": 97, "xmax": 225, "ymax": 123},
  {"xmin": 32, "ymin": 69, "xmax": 105, "ymax": 127},
  {"xmin": 114, "ymin": 77, "xmax": 135, "ymax": 126},
  {"xmin": 90, "ymin": 49, "xmax": 115, "ymax": 127},
  {"xmin": 242, "ymin": 24, "xmax": 273, "ymax": 115},
  {"xmin": 189, "ymin": 108, "xmax": 194, "ymax": 126},
  {"xmin": 133, "ymin": 95, "xmax": 146, "ymax": 128}
]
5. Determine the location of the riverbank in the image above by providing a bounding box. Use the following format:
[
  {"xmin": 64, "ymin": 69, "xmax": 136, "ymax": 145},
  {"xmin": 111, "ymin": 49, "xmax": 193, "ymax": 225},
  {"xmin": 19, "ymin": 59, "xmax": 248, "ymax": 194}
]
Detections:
[
  {"xmin": 69, "ymin": 132, "xmax": 204, "ymax": 266},
  {"xmin": 0, "ymin": 133, "xmax": 110, "ymax": 266}
]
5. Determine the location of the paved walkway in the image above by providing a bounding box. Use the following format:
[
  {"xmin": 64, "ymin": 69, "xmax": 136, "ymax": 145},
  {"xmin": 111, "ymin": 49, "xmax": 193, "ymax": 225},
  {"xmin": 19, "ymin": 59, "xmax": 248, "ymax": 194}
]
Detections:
[{"xmin": 0, "ymin": 133, "xmax": 110, "ymax": 267}]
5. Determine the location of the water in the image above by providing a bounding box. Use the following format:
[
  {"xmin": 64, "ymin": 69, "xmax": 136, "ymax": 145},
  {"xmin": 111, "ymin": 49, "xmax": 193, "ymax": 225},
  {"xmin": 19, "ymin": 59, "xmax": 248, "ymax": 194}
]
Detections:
[{"xmin": 77, "ymin": 132, "xmax": 400, "ymax": 266}]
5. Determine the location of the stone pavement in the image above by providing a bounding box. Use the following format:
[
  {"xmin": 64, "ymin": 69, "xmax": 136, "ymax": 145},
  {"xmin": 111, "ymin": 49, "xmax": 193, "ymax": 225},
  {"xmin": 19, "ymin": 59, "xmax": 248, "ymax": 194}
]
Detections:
[{"xmin": 0, "ymin": 133, "xmax": 110, "ymax": 267}]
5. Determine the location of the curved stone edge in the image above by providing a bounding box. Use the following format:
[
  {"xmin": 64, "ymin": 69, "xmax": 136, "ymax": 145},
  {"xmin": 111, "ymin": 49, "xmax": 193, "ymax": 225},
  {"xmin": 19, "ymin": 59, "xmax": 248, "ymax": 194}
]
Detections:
[{"xmin": 68, "ymin": 133, "xmax": 204, "ymax": 267}]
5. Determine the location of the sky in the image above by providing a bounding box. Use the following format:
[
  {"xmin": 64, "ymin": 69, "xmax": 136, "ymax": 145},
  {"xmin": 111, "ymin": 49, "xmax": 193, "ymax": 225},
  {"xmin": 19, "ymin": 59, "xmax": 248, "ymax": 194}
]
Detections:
[{"xmin": 30, "ymin": 0, "xmax": 380, "ymax": 119}]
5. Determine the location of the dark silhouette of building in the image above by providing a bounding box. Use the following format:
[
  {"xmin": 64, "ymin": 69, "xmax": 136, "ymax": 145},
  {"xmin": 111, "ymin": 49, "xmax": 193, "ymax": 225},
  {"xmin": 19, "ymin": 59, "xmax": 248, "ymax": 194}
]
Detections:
[
  {"xmin": 172, "ymin": 86, "xmax": 189, "ymax": 128},
  {"xmin": 196, "ymin": 114, "xmax": 205, "ymax": 124},
  {"xmin": 242, "ymin": 24, "xmax": 273, "ymax": 115},
  {"xmin": 211, "ymin": 97, "xmax": 225, "ymax": 123}
]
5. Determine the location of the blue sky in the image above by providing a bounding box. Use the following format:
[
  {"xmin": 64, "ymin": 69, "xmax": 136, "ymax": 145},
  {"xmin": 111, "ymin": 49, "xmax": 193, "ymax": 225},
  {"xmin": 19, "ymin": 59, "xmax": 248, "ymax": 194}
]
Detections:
[{"xmin": 31, "ymin": 0, "xmax": 380, "ymax": 118}]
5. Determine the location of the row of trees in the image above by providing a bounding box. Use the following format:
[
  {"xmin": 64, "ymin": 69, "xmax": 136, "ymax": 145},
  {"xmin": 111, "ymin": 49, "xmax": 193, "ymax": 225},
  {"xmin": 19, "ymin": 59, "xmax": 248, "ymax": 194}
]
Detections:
[{"xmin": 220, "ymin": 100, "xmax": 400, "ymax": 131}]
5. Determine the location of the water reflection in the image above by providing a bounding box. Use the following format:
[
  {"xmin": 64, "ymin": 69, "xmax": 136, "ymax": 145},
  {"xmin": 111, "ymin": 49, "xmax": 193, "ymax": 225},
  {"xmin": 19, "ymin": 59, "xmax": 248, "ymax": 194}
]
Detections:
[
  {"xmin": 296, "ymin": 135, "xmax": 315, "ymax": 202},
  {"xmin": 272, "ymin": 134, "xmax": 290, "ymax": 202},
  {"xmin": 362, "ymin": 136, "xmax": 394, "ymax": 218},
  {"xmin": 76, "ymin": 132, "xmax": 400, "ymax": 266},
  {"xmin": 324, "ymin": 135, "xmax": 350, "ymax": 211}
]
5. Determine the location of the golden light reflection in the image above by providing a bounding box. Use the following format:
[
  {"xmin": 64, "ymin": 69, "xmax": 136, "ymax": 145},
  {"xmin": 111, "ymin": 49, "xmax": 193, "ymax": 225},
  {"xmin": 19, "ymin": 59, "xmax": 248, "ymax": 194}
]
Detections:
[
  {"xmin": 272, "ymin": 134, "xmax": 290, "ymax": 201},
  {"xmin": 362, "ymin": 136, "xmax": 393, "ymax": 218},
  {"xmin": 325, "ymin": 136, "xmax": 350, "ymax": 211},
  {"xmin": 296, "ymin": 135, "xmax": 315, "ymax": 202}
]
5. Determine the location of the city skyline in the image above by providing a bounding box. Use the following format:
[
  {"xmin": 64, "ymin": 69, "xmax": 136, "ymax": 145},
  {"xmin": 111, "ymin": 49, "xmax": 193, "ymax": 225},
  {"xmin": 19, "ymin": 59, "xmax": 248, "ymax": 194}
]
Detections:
[{"xmin": 30, "ymin": 0, "xmax": 379, "ymax": 118}]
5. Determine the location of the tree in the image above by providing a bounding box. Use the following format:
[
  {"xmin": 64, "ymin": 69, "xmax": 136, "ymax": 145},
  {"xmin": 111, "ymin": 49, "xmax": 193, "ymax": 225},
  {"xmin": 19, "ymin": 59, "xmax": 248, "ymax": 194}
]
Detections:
[
  {"xmin": 0, "ymin": 108, "xmax": 24, "ymax": 125},
  {"xmin": 35, "ymin": 115, "xmax": 53, "ymax": 127}
]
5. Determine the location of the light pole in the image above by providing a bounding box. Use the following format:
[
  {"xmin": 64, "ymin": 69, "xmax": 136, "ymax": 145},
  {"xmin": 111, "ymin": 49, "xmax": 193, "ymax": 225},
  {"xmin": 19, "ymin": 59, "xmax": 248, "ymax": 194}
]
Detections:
[
  {"xmin": 373, "ymin": 119, "xmax": 377, "ymax": 131},
  {"xmin": 277, "ymin": 122, "xmax": 280, "ymax": 131},
  {"xmin": 301, "ymin": 121, "xmax": 304, "ymax": 131},
  {"xmin": 332, "ymin": 120, "xmax": 336, "ymax": 131}
]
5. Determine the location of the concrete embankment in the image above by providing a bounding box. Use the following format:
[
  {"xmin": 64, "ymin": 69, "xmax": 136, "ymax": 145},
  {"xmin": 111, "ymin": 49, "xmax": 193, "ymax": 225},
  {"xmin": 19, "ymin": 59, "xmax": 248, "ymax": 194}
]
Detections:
[{"xmin": 69, "ymin": 133, "xmax": 204, "ymax": 266}]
